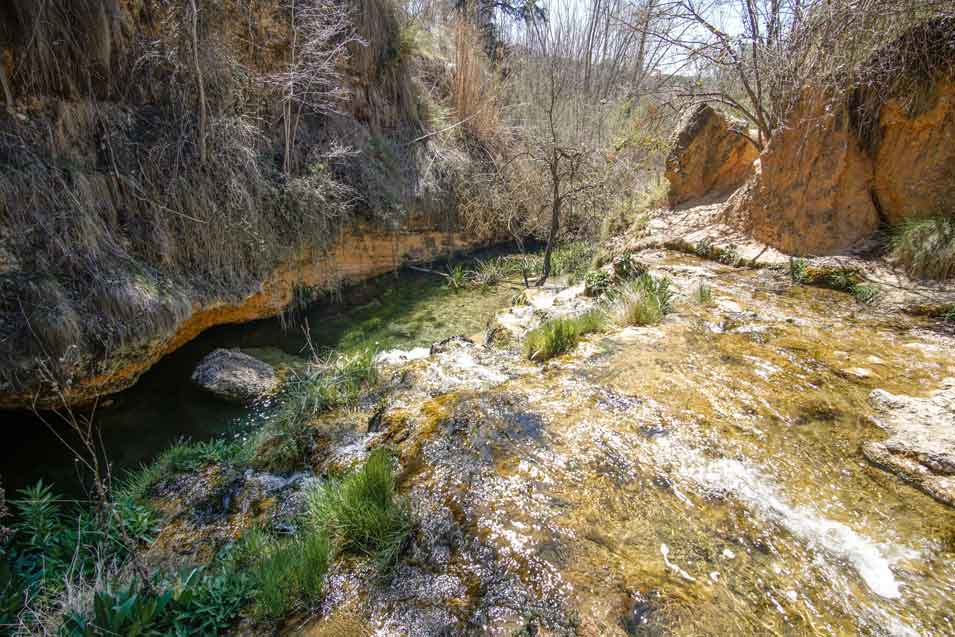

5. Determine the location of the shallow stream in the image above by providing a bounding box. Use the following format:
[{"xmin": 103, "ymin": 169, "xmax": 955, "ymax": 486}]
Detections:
[
  {"xmin": 1, "ymin": 263, "xmax": 516, "ymax": 496},
  {"xmin": 4, "ymin": 248, "xmax": 954, "ymax": 636},
  {"xmin": 337, "ymin": 250, "xmax": 955, "ymax": 636}
]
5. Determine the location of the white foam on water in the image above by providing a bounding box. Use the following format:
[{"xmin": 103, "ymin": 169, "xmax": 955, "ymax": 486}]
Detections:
[
  {"xmin": 375, "ymin": 346, "xmax": 431, "ymax": 366},
  {"xmin": 653, "ymin": 437, "xmax": 911, "ymax": 601}
]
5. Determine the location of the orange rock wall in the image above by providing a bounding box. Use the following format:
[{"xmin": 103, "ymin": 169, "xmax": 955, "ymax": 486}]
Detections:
[
  {"xmin": 725, "ymin": 94, "xmax": 881, "ymax": 255},
  {"xmin": 1, "ymin": 227, "xmax": 488, "ymax": 410},
  {"xmin": 873, "ymin": 79, "xmax": 955, "ymax": 224},
  {"xmin": 665, "ymin": 104, "xmax": 758, "ymax": 207}
]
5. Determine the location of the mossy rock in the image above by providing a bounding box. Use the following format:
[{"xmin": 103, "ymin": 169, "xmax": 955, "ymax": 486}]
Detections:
[{"xmin": 801, "ymin": 265, "xmax": 864, "ymax": 290}]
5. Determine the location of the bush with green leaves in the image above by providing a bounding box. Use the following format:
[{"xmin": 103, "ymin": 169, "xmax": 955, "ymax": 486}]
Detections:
[
  {"xmin": 607, "ymin": 274, "xmax": 675, "ymax": 327},
  {"xmin": 583, "ymin": 270, "xmax": 611, "ymax": 297},
  {"xmin": 63, "ymin": 566, "xmax": 251, "ymax": 636},
  {"xmin": 890, "ymin": 214, "xmax": 955, "ymax": 280},
  {"xmin": 524, "ymin": 312, "xmax": 605, "ymax": 362},
  {"xmin": 1, "ymin": 481, "xmax": 158, "ymax": 630},
  {"xmin": 308, "ymin": 448, "xmax": 412, "ymax": 572}
]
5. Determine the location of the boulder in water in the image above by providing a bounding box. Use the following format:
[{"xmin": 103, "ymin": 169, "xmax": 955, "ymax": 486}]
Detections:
[{"xmin": 191, "ymin": 348, "xmax": 279, "ymax": 403}]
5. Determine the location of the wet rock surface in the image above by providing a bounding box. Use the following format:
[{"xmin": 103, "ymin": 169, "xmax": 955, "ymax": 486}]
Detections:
[
  {"xmin": 147, "ymin": 254, "xmax": 955, "ymax": 636},
  {"xmin": 191, "ymin": 348, "xmax": 280, "ymax": 402},
  {"xmin": 863, "ymin": 379, "xmax": 955, "ymax": 506}
]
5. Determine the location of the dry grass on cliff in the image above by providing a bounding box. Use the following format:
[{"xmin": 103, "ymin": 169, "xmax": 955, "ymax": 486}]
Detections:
[{"xmin": 890, "ymin": 214, "xmax": 955, "ymax": 280}]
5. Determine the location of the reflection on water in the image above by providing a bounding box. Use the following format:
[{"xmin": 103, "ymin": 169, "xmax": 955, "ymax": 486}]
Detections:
[{"xmin": 1, "ymin": 260, "xmax": 516, "ymax": 496}]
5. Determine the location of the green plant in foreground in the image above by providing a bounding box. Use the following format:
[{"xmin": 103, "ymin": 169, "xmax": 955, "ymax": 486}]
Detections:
[
  {"xmin": 2, "ymin": 481, "xmax": 158, "ymax": 628},
  {"xmin": 583, "ymin": 270, "xmax": 611, "ymax": 297},
  {"xmin": 694, "ymin": 281, "xmax": 713, "ymax": 305},
  {"xmin": 63, "ymin": 567, "xmax": 251, "ymax": 636},
  {"xmin": 890, "ymin": 214, "xmax": 955, "ymax": 280},
  {"xmin": 308, "ymin": 448, "xmax": 412, "ymax": 572},
  {"xmin": 607, "ymin": 273, "xmax": 675, "ymax": 327},
  {"xmin": 789, "ymin": 257, "xmax": 808, "ymax": 283},
  {"xmin": 523, "ymin": 312, "xmax": 605, "ymax": 362},
  {"xmin": 247, "ymin": 529, "xmax": 332, "ymax": 622}
]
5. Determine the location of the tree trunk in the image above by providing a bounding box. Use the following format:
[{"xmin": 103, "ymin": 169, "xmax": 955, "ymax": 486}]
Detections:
[
  {"xmin": 0, "ymin": 61, "xmax": 13, "ymax": 111},
  {"xmin": 188, "ymin": 0, "xmax": 207, "ymax": 165},
  {"xmin": 537, "ymin": 193, "xmax": 561, "ymax": 287}
]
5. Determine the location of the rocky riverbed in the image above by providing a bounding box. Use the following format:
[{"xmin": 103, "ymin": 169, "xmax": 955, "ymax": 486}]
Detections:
[{"xmin": 143, "ymin": 250, "xmax": 955, "ymax": 637}]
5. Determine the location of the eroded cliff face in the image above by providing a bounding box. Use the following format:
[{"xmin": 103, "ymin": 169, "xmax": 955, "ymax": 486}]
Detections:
[
  {"xmin": 0, "ymin": 227, "xmax": 491, "ymax": 411},
  {"xmin": 664, "ymin": 104, "xmax": 758, "ymax": 207},
  {"xmin": 872, "ymin": 78, "xmax": 955, "ymax": 224},
  {"xmin": 0, "ymin": 0, "xmax": 509, "ymax": 412},
  {"xmin": 720, "ymin": 18, "xmax": 955, "ymax": 256},
  {"xmin": 724, "ymin": 93, "xmax": 881, "ymax": 256}
]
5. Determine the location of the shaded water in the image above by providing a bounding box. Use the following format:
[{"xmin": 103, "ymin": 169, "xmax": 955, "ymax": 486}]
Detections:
[
  {"xmin": 357, "ymin": 251, "xmax": 955, "ymax": 636},
  {"xmin": 1, "ymin": 264, "xmax": 516, "ymax": 496}
]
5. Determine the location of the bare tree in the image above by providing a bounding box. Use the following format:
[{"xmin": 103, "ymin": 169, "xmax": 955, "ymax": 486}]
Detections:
[
  {"xmin": 511, "ymin": 0, "xmax": 614, "ymax": 285},
  {"xmin": 645, "ymin": 0, "xmax": 953, "ymax": 148},
  {"xmin": 187, "ymin": 0, "xmax": 208, "ymax": 164},
  {"xmin": 275, "ymin": 0, "xmax": 363, "ymax": 175}
]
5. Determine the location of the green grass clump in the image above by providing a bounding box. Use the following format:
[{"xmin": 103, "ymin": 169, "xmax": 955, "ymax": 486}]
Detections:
[
  {"xmin": 694, "ymin": 281, "xmax": 713, "ymax": 305},
  {"xmin": 308, "ymin": 448, "xmax": 412, "ymax": 572},
  {"xmin": 551, "ymin": 242, "xmax": 596, "ymax": 282},
  {"xmin": 608, "ymin": 274, "xmax": 675, "ymax": 326},
  {"xmin": 119, "ymin": 438, "xmax": 250, "ymax": 501},
  {"xmin": 851, "ymin": 284, "xmax": 880, "ymax": 304},
  {"xmin": 245, "ymin": 528, "xmax": 332, "ymax": 622},
  {"xmin": 252, "ymin": 349, "xmax": 379, "ymax": 472},
  {"xmin": 890, "ymin": 215, "xmax": 955, "ymax": 280},
  {"xmin": 524, "ymin": 312, "xmax": 605, "ymax": 362}
]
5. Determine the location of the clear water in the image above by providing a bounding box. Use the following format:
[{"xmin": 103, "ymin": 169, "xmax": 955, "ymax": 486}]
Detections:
[
  {"xmin": 1, "ymin": 262, "xmax": 517, "ymax": 497},
  {"xmin": 351, "ymin": 251, "xmax": 955, "ymax": 636}
]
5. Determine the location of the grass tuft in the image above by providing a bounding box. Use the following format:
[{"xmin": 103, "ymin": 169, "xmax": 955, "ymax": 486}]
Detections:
[
  {"xmin": 694, "ymin": 281, "xmax": 713, "ymax": 305},
  {"xmin": 252, "ymin": 349, "xmax": 378, "ymax": 473},
  {"xmin": 524, "ymin": 312, "xmax": 605, "ymax": 362},
  {"xmin": 118, "ymin": 438, "xmax": 249, "ymax": 502},
  {"xmin": 607, "ymin": 274, "xmax": 675, "ymax": 327},
  {"xmin": 890, "ymin": 215, "xmax": 955, "ymax": 280},
  {"xmin": 242, "ymin": 526, "xmax": 333, "ymax": 622},
  {"xmin": 308, "ymin": 448, "xmax": 412, "ymax": 572}
]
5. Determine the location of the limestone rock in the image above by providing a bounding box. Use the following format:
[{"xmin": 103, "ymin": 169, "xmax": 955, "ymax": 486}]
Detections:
[
  {"xmin": 863, "ymin": 379, "xmax": 955, "ymax": 507},
  {"xmin": 665, "ymin": 104, "xmax": 758, "ymax": 207},
  {"xmin": 191, "ymin": 348, "xmax": 279, "ymax": 402},
  {"xmin": 725, "ymin": 93, "xmax": 880, "ymax": 255}
]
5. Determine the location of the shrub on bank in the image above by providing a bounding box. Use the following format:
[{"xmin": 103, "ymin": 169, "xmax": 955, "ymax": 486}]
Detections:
[{"xmin": 890, "ymin": 214, "xmax": 955, "ymax": 280}]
